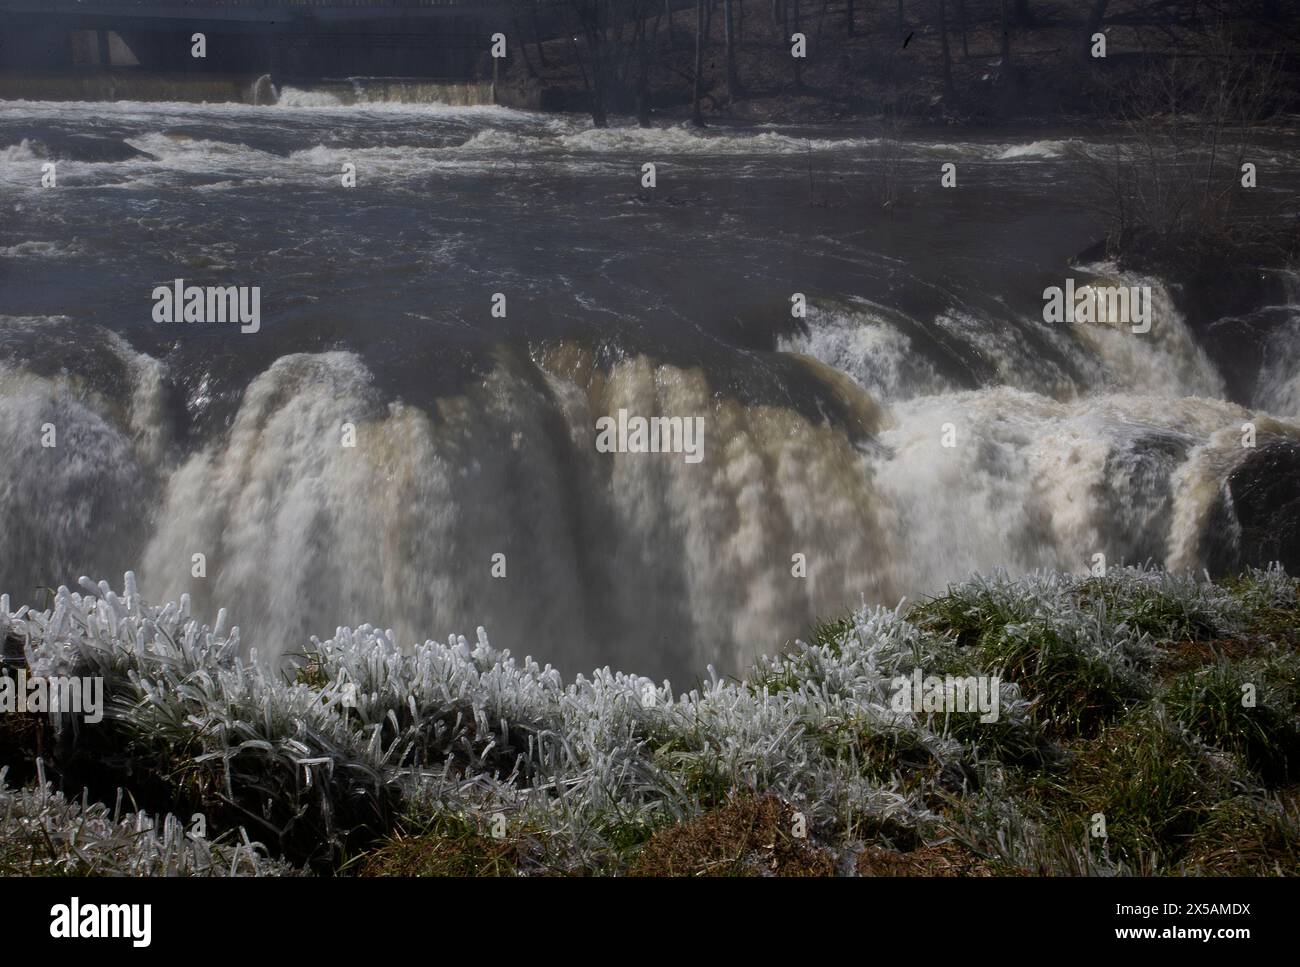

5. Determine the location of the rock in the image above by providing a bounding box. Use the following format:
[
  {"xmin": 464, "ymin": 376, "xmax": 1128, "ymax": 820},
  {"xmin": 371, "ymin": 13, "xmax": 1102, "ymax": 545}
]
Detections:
[
  {"xmin": 2, "ymin": 631, "xmax": 24, "ymax": 669},
  {"xmin": 1210, "ymin": 442, "xmax": 1300, "ymax": 574},
  {"xmin": 23, "ymin": 133, "xmax": 155, "ymax": 163}
]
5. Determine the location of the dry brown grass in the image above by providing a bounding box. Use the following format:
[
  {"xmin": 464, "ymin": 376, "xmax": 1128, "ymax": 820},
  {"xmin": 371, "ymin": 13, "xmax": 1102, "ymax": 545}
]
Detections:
[
  {"xmin": 1157, "ymin": 637, "xmax": 1263, "ymax": 677},
  {"xmin": 357, "ymin": 817, "xmax": 533, "ymax": 877},
  {"xmin": 630, "ymin": 794, "xmax": 835, "ymax": 877},
  {"xmin": 855, "ymin": 841, "xmax": 1000, "ymax": 877}
]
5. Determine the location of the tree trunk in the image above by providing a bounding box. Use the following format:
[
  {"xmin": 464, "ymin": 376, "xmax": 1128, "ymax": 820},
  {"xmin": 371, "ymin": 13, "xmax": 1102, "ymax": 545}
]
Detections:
[
  {"xmin": 958, "ymin": 0, "xmax": 968, "ymax": 58},
  {"xmin": 1014, "ymin": 0, "xmax": 1031, "ymax": 27},
  {"xmin": 532, "ymin": 1, "xmax": 548, "ymax": 68},
  {"xmin": 1000, "ymin": 0, "xmax": 1012, "ymax": 73},
  {"xmin": 939, "ymin": 0, "xmax": 954, "ymax": 100},
  {"xmin": 637, "ymin": 4, "xmax": 661, "ymax": 126},
  {"xmin": 567, "ymin": 31, "xmax": 589, "ymax": 92},
  {"xmin": 513, "ymin": 10, "xmax": 535, "ymax": 79},
  {"xmin": 724, "ymin": 0, "xmax": 740, "ymax": 96},
  {"xmin": 581, "ymin": 5, "xmax": 608, "ymax": 128},
  {"xmin": 692, "ymin": 0, "xmax": 706, "ymax": 126},
  {"xmin": 896, "ymin": 0, "xmax": 904, "ymax": 34},
  {"xmin": 846, "ymin": 0, "xmax": 854, "ymax": 36},
  {"xmin": 591, "ymin": 67, "xmax": 608, "ymax": 127}
]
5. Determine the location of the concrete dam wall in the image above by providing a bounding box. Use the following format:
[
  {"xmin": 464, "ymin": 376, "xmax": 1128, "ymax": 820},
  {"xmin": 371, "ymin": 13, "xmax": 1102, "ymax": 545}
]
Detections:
[{"xmin": 0, "ymin": 1, "xmax": 540, "ymax": 104}]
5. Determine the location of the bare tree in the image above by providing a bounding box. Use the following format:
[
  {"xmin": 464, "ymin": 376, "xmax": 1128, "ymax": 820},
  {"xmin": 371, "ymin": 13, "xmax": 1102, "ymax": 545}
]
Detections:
[
  {"xmin": 1000, "ymin": 0, "xmax": 1012, "ymax": 75},
  {"xmin": 724, "ymin": 0, "xmax": 740, "ymax": 95},
  {"xmin": 869, "ymin": 83, "xmax": 919, "ymax": 208},
  {"xmin": 634, "ymin": 0, "xmax": 664, "ymax": 125},
  {"xmin": 1082, "ymin": 29, "xmax": 1282, "ymax": 266},
  {"xmin": 939, "ymin": 0, "xmax": 954, "ymax": 100},
  {"xmin": 564, "ymin": 0, "xmax": 613, "ymax": 127},
  {"xmin": 532, "ymin": 0, "xmax": 550, "ymax": 68},
  {"xmin": 512, "ymin": 4, "xmax": 537, "ymax": 79},
  {"xmin": 692, "ymin": 0, "xmax": 706, "ymax": 126}
]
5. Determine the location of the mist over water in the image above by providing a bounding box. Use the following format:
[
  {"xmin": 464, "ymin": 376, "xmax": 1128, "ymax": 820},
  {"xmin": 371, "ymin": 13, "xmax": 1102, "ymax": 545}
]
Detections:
[{"xmin": 2, "ymin": 99, "xmax": 1298, "ymax": 680}]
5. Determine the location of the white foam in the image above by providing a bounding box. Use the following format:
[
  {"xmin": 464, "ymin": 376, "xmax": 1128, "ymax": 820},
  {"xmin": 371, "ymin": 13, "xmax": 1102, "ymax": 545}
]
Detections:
[
  {"xmin": 996, "ymin": 139, "xmax": 1074, "ymax": 160},
  {"xmin": 0, "ymin": 240, "xmax": 80, "ymax": 259},
  {"xmin": 274, "ymin": 87, "xmax": 346, "ymax": 108},
  {"xmin": 0, "ymin": 139, "xmax": 42, "ymax": 163},
  {"xmin": 778, "ymin": 301, "xmax": 952, "ymax": 400},
  {"xmin": 0, "ymin": 321, "xmax": 169, "ymax": 596},
  {"xmin": 1255, "ymin": 314, "xmax": 1300, "ymax": 418}
]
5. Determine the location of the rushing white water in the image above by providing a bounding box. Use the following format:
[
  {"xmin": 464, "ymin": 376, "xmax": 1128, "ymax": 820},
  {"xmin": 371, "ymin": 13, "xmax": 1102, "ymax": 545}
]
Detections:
[
  {"xmin": 130, "ymin": 348, "xmax": 883, "ymax": 678},
  {"xmin": 1257, "ymin": 318, "xmax": 1300, "ymax": 418},
  {"xmin": 1254, "ymin": 273, "xmax": 1300, "ymax": 418},
  {"xmin": 3, "ymin": 103, "xmax": 1299, "ymax": 680},
  {"xmin": 2, "ymin": 326, "xmax": 1294, "ymax": 678},
  {"xmin": 274, "ymin": 88, "xmax": 348, "ymax": 109},
  {"xmin": 0, "ymin": 317, "xmax": 166, "ymax": 599}
]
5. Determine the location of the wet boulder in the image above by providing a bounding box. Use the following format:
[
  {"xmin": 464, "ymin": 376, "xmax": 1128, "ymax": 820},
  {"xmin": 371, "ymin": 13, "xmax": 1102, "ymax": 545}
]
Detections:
[
  {"xmin": 20, "ymin": 133, "xmax": 155, "ymax": 163},
  {"xmin": 1211, "ymin": 442, "xmax": 1300, "ymax": 574}
]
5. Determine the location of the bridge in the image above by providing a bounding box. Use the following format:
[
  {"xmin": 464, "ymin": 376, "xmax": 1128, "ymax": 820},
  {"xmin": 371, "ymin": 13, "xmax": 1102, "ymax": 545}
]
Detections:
[
  {"xmin": 0, "ymin": 1, "xmax": 505, "ymax": 23},
  {"xmin": 0, "ymin": 0, "xmax": 549, "ymax": 88}
]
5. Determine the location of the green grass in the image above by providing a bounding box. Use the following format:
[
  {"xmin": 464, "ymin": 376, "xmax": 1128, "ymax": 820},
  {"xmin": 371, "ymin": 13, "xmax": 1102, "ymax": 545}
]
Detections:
[
  {"xmin": 974, "ymin": 621, "xmax": 1149, "ymax": 739},
  {"xmin": 5, "ymin": 566, "xmax": 1298, "ymax": 877},
  {"xmin": 1078, "ymin": 577, "xmax": 1222, "ymax": 642},
  {"xmin": 1044, "ymin": 708, "xmax": 1237, "ymax": 867},
  {"xmin": 1164, "ymin": 658, "xmax": 1300, "ymax": 786}
]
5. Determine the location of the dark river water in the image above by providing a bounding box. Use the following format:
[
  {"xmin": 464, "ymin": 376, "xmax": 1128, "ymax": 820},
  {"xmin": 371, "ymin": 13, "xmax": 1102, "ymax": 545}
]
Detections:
[{"xmin": 1, "ymin": 96, "xmax": 1298, "ymax": 680}]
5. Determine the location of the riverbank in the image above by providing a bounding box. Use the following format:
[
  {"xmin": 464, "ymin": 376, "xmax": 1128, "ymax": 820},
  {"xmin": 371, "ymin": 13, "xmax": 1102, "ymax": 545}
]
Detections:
[
  {"xmin": 500, "ymin": 0, "xmax": 1300, "ymax": 126},
  {"xmin": 3, "ymin": 566, "xmax": 1297, "ymax": 876},
  {"xmin": 3, "ymin": 1, "xmax": 1296, "ymax": 124}
]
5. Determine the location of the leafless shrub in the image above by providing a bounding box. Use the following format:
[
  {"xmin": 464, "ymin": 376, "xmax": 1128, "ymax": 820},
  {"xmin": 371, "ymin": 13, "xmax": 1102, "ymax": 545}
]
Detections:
[{"xmin": 1081, "ymin": 28, "xmax": 1284, "ymax": 269}]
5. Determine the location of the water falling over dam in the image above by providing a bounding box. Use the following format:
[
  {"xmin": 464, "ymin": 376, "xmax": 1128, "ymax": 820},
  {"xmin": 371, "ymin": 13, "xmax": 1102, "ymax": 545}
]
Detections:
[{"xmin": 1, "ymin": 97, "xmax": 1298, "ymax": 681}]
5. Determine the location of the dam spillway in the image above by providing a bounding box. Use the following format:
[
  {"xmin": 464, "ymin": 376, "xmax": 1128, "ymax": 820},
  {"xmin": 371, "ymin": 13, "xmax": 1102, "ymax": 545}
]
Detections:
[{"xmin": 0, "ymin": 0, "xmax": 533, "ymax": 96}]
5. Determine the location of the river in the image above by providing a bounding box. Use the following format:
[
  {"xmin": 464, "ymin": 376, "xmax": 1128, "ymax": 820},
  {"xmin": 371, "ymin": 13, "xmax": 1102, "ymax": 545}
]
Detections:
[{"xmin": 1, "ymin": 95, "xmax": 1297, "ymax": 680}]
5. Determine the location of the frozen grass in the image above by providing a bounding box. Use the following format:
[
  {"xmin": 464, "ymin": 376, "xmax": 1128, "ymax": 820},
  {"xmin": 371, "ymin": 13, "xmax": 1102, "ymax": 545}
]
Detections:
[
  {"xmin": 0, "ymin": 565, "xmax": 1296, "ymax": 876},
  {"xmin": 0, "ymin": 765, "xmax": 292, "ymax": 877},
  {"xmin": 1164, "ymin": 655, "xmax": 1300, "ymax": 784}
]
